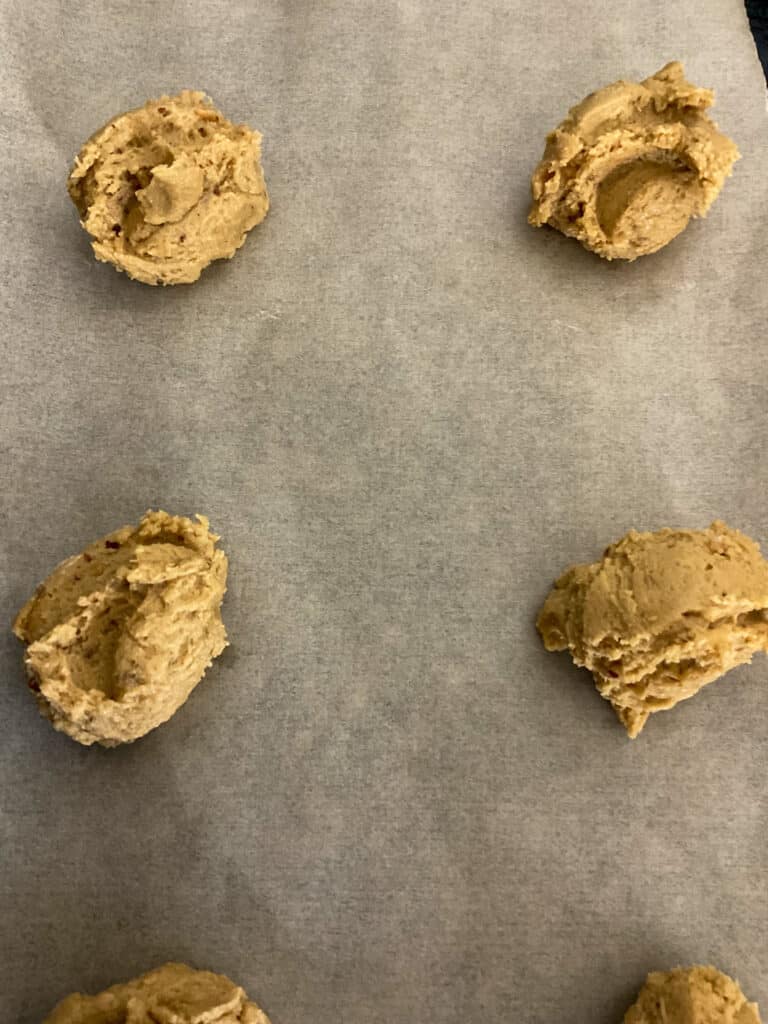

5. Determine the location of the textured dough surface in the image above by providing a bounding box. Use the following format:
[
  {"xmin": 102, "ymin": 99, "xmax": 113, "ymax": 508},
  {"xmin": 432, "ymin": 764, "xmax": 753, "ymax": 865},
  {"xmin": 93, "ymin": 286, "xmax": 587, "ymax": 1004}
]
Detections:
[
  {"xmin": 13, "ymin": 510, "xmax": 228, "ymax": 746},
  {"xmin": 67, "ymin": 90, "xmax": 269, "ymax": 284},
  {"xmin": 529, "ymin": 61, "xmax": 739, "ymax": 259},
  {"xmin": 624, "ymin": 965, "xmax": 761, "ymax": 1024},
  {"xmin": 537, "ymin": 521, "xmax": 768, "ymax": 737},
  {"xmin": 44, "ymin": 962, "xmax": 271, "ymax": 1024}
]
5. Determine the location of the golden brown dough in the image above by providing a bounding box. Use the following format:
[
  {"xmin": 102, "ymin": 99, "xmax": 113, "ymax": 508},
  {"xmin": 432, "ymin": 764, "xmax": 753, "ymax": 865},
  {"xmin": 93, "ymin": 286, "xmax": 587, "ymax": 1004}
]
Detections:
[
  {"xmin": 529, "ymin": 62, "xmax": 739, "ymax": 260},
  {"xmin": 537, "ymin": 521, "xmax": 768, "ymax": 737},
  {"xmin": 44, "ymin": 962, "xmax": 271, "ymax": 1024},
  {"xmin": 67, "ymin": 90, "xmax": 269, "ymax": 284},
  {"xmin": 13, "ymin": 510, "xmax": 228, "ymax": 746},
  {"xmin": 624, "ymin": 965, "xmax": 761, "ymax": 1024}
]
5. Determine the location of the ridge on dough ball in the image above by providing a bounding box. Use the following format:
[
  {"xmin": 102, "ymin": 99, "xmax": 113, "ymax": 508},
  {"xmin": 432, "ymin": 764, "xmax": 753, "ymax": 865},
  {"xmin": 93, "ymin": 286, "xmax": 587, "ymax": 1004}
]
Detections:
[
  {"xmin": 536, "ymin": 521, "xmax": 768, "ymax": 737},
  {"xmin": 67, "ymin": 90, "xmax": 269, "ymax": 285},
  {"xmin": 13, "ymin": 510, "xmax": 228, "ymax": 746},
  {"xmin": 43, "ymin": 962, "xmax": 271, "ymax": 1024},
  {"xmin": 528, "ymin": 62, "xmax": 739, "ymax": 260},
  {"xmin": 624, "ymin": 965, "xmax": 761, "ymax": 1023}
]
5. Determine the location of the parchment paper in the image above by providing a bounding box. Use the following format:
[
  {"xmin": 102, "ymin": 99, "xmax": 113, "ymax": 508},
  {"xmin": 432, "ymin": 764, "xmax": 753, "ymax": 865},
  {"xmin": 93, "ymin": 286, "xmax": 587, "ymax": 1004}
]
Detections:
[{"xmin": 1, "ymin": 2, "xmax": 767, "ymax": 1022}]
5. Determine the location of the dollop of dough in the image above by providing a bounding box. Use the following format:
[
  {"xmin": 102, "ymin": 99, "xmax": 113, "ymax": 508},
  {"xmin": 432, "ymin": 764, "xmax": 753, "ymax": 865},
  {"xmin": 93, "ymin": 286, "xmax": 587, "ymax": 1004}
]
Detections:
[
  {"xmin": 528, "ymin": 62, "xmax": 739, "ymax": 260},
  {"xmin": 624, "ymin": 965, "xmax": 761, "ymax": 1024},
  {"xmin": 44, "ymin": 962, "xmax": 271, "ymax": 1024},
  {"xmin": 13, "ymin": 510, "xmax": 228, "ymax": 746},
  {"xmin": 537, "ymin": 521, "xmax": 768, "ymax": 737},
  {"xmin": 67, "ymin": 90, "xmax": 269, "ymax": 284}
]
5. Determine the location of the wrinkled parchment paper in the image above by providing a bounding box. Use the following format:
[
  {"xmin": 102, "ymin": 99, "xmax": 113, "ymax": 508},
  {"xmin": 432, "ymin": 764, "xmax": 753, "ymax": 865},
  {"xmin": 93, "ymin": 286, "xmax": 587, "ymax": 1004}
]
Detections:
[{"xmin": 1, "ymin": 2, "xmax": 767, "ymax": 1021}]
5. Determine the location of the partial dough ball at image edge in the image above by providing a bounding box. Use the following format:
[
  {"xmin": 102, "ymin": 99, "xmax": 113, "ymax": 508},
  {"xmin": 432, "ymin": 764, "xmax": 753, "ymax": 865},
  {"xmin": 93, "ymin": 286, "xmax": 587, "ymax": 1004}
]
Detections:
[
  {"xmin": 43, "ymin": 962, "xmax": 271, "ymax": 1024},
  {"xmin": 528, "ymin": 61, "xmax": 739, "ymax": 260},
  {"xmin": 67, "ymin": 90, "xmax": 269, "ymax": 284},
  {"xmin": 624, "ymin": 965, "xmax": 761, "ymax": 1024},
  {"xmin": 13, "ymin": 510, "xmax": 228, "ymax": 747},
  {"xmin": 537, "ymin": 521, "xmax": 768, "ymax": 737}
]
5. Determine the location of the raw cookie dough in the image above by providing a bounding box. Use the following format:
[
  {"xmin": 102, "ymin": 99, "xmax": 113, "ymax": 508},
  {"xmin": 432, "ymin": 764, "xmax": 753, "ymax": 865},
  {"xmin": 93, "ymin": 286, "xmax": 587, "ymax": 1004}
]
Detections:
[
  {"xmin": 624, "ymin": 965, "xmax": 761, "ymax": 1024},
  {"xmin": 67, "ymin": 90, "xmax": 269, "ymax": 284},
  {"xmin": 537, "ymin": 521, "xmax": 768, "ymax": 737},
  {"xmin": 13, "ymin": 510, "xmax": 228, "ymax": 746},
  {"xmin": 528, "ymin": 61, "xmax": 739, "ymax": 259},
  {"xmin": 44, "ymin": 962, "xmax": 271, "ymax": 1024}
]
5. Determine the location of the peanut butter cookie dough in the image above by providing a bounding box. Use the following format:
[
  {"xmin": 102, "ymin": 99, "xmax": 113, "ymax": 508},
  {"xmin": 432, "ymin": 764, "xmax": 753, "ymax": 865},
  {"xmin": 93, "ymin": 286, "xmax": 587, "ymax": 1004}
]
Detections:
[
  {"xmin": 44, "ymin": 962, "xmax": 271, "ymax": 1024},
  {"xmin": 529, "ymin": 62, "xmax": 739, "ymax": 260},
  {"xmin": 624, "ymin": 965, "xmax": 761, "ymax": 1023},
  {"xmin": 537, "ymin": 521, "xmax": 768, "ymax": 737},
  {"xmin": 13, "ymin": 510, "xmax": 228, "ymax": 746},
  {"xmin": 68, "ymin": 91, "xmax": 269, "ymax": 284}
]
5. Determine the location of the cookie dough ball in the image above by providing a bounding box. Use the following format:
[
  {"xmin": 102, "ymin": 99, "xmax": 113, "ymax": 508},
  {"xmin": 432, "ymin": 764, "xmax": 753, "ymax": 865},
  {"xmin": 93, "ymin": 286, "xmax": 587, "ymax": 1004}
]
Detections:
[
  {"xmin": 624, "ymin": 965, "xmax": 761, "ymax": 1023},
  {"xmin": 44, "ymin": 962, "xmax": 271, "ymax": 1024},
  {"xmin": 13, "ymin": 510, "xmax": 228, "ymax": 746},
  {"xmin": 67, "ymin": 90, "xmax": 269, "ymax": 284},
  {"xmin": 529, "ymin": 62, "xmax": 739, "ymax": 260},
  {"xmin": 537, "ymin": 521, "xmax": 768, "ymax": 737}
]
